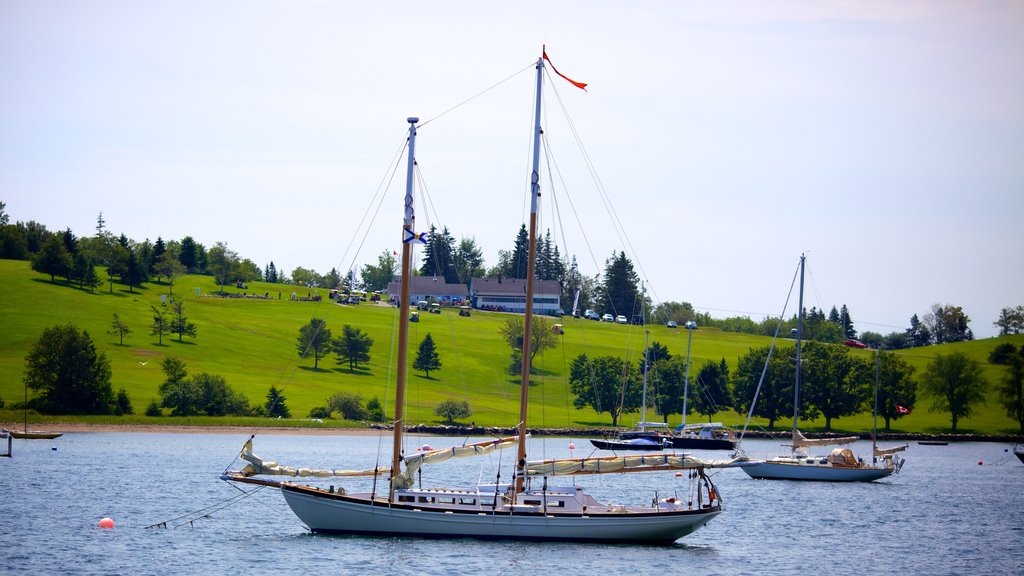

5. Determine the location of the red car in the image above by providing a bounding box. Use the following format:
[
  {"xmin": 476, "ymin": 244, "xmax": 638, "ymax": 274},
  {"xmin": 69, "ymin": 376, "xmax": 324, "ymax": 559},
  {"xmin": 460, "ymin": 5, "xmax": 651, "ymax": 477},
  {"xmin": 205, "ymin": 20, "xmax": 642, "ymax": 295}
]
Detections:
[{"xmin": 843, "ymin": 339, "xmax": 867, "ymax": 349}]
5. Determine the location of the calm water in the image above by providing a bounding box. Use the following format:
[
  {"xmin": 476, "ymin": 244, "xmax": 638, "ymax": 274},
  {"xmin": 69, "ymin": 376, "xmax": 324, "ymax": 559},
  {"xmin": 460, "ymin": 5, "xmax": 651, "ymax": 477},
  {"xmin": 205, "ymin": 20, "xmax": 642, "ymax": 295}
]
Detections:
[{"xmin": 1, "ymin": 432, "xmax": 1022, "ymax": 575}]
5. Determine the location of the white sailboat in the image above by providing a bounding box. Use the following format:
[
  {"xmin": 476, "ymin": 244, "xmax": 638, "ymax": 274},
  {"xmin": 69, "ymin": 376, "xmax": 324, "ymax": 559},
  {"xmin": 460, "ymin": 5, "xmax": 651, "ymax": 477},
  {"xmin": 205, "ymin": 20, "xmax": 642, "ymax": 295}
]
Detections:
[
  {"xmin": 224, "ymin": 49, "xmax": 731, "ymax": 543},
  {"xmin": 741, "ymin": 254, "xmax": 906, "ymax": 482}
]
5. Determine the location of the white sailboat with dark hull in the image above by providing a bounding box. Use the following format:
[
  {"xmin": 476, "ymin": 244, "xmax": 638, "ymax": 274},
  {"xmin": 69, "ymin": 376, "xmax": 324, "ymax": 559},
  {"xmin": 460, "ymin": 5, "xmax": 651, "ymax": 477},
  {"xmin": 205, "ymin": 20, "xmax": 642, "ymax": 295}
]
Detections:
[
  {"xmin": 741, "ymin": 254, "xmax": 906, "ymax": 482},
  {"xmin": 225, "ymin": 49, "xmax": 731, "ymax": 543}
]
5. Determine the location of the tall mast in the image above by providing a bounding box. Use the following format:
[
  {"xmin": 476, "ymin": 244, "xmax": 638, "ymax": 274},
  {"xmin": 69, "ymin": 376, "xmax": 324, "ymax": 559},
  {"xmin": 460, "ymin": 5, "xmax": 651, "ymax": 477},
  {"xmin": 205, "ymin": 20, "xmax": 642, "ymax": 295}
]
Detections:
[
  {"xmin": 792, "ymin": 253, "xmax": 806, "ymax": 438},
  {"xmin": 640, "ymin": 283, "xmax": 649, "ymax": 431},
  {"xmin": 682, "ymin": 319, "xmax": 694, "ymax": 428},
  {"xmin": 872, "ymin": 347, "xmax": 881, "ymax": 462},
  {"xmin": 391, "ymin": 116, "xmax": 418, "ymax": 500},
  {"xmin": 514, "ymin": 53, "xmax": 544, "ymax": 495}
]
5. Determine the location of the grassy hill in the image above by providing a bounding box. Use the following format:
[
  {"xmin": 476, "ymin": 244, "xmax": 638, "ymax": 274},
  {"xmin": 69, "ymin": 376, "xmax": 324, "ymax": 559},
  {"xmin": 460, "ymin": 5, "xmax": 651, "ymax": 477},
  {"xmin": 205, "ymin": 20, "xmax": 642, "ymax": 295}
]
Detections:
[{"xmin": 1, "ymin": 259, "xmax": 1021, "ymax": 434}]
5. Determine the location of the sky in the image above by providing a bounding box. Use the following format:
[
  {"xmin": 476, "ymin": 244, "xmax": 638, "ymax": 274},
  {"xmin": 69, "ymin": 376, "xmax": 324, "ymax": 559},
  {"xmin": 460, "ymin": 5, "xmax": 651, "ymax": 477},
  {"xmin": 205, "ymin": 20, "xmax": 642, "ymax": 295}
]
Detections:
[{"xmin": 2, "ymin": 1, "xmax": 1022, "ymax": 338}]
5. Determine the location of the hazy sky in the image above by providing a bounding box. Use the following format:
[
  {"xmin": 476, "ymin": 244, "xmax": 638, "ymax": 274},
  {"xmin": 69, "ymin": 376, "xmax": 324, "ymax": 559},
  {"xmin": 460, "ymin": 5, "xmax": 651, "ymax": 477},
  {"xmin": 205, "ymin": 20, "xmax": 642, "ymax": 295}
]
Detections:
[{"xmin": 2, "ymin": 1, "xmax": 1021, "ymax": 338}]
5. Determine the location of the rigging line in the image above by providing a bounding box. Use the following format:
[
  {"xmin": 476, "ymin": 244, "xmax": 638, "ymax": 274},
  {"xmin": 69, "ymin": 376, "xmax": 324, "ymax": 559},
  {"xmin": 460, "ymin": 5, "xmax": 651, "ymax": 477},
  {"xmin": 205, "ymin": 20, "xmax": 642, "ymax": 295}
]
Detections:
[
  {"xmin": 336, "ymin": 134, "xmax": 411, "ymax": 292},
  {"xmin": 419, "ymin": 62, "xmax": 535, "ymax": 129},
  {"xmin": 545, "ymin": 68, "xmax": 663, "ymax": 309},
  {"xmin": 145, "ymin": 485, "xmax": 264, "ymax": 529},
  {"xmin": 740, "ymin": 258, "xmax": 801, "ymax": 441}
]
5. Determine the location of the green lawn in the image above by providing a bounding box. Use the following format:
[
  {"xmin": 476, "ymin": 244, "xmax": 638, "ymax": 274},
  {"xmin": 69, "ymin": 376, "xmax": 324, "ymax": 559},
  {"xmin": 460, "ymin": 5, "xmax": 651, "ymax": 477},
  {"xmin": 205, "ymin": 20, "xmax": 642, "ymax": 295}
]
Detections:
[{"xmin": 1, "ymin": 259, "xmax": 1021, "ymax": 434}]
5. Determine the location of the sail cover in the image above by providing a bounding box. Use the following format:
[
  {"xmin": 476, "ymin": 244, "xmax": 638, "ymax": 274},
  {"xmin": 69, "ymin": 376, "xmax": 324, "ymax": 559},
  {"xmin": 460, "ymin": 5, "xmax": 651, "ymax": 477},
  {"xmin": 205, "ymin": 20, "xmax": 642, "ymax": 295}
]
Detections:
[
  {"xmin": 791, "ymin": 429, "xmax": 858, "ymax": 448},
  {"xmin": 524, "ymin": 453, "xmax": 739, "ymax": 476},
  {"xmin": 873, "ymin": 444, "xmax": 908, "ymax": 457},
  {"xmin": 392, "ymin": 436, "xmax": 521, "ymax": 489},
  {"xmin": 238, "ymin": 439, "xmax": 388, "ymax": 478}
]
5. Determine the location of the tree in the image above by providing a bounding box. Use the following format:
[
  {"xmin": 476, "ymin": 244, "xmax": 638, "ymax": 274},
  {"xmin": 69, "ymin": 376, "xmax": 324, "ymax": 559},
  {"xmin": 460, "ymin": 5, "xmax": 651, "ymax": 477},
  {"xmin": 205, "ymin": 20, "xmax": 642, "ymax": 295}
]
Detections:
[
  {"xmin": 691, "ymin": 359, "xmax": 733, "ymax": 422},
  {"xmin": 114, "ymin": 387, "xmax": 134, "ymax": 415},
  {"xmin": 454, "ymin": 237, "xmax": 485, "ymax": 287},
  {"xmin": 151, "ymin": 305, "xmax": 171, "ymax": 345},
  {"xmin": 31, "ymin": 234, "xmax": 72, "ymax": 282},
  {"xmin": 153, "ymin": 252, "xmax": 186, "ymax": 294},
  {"xmin": 732, "ymin": 345, "xmax": 794, "ymax": 430},
  {"xmin": 923, "ymin": 304, "xmax": 973, "ymax": 344},
  {"xmin": 265, "ymin": 386, "xmax": 291, "ymax": 418},
  {"xmin": 498, "ymin": 316, "xmax": 557, "ymax": 374},
  {"xmin": 366, "ymin": 396, "xmax": 385, "ymax": 422},
  {"xmin": 504, "ymin": 224, "xmax": 530, "ymax": 279},
  {"xmin": 120, "ymin": 248, "xmax": 148, "ymax": 293},
  {"xmin": 995, "ymin": 345, "xmax": 1024, "ymax": 433},
  {"xmin": 875, "ymin": 351, "xmax": 917, "ymax": 432},
  {"xmin": 420, "ymin": 225, "xmax": 459, "ymax": 283},
  {"xmin": 169, "ymin": 299, "xmax": 197, "ymax": 342},
  {"xmin": 158, "ymin": 357, "xmax": 197, "ymax": 416},
  {"xmin": 333, "ymin": 325, "xmax": 374, "ymax": 370},
  {"xmin": 291, "ymin": 266, "xmax": 318, "ymax": 287},
  {"xmin": 327, "ymin": 391, "xmax": 369, "ymax": 420},
  {"xmin": 296, "ymin": 318, "xmax": 332, "ymax": 368},
  {"xmin": 920, "ymin": 352, "xmax": 987, "ymax": 432},
  {"xmin": 23, "ymin": 324, "xmax": 114, "ymax": 414},
  {"xmin": 906, "ymin": 314, "xmax": 931, "ymax": 347},
  {"xmin": 145, "ymin": 399, "xmax": 163, "ymax": 417},
  {"xmin": 653, "ymin": 301, "xmax": 696, "ymax": 326},
  {"xmin": 179, "ymin": 235, "xmax": 199, "ymax": 272},
  {"xmin": 839, "ymin": 304, "xmax": 855, "ymax": 339},
  {"xmin": 108, "ymin": 312, "xmax": 133, "ymax": 346},
  {"xmin": 994, "ymin": 306, "xmax": 1024, "ymax": 336},
  {"xmin": 360, "ymin": 250, "xmax": 398, "ymax": 292},
  {"xmin": 434, "ymin": 399, "xmax": 471, "ymax": 424},
  {"xmin": 649, "ymin": 355, "xmax": 686, "ymax": 423},
  {"xmin": 597, "ymin": 251, "xmax": 640, "ymax": 320},
  {"xmin": 568, "ymin": 354, "xmax": 640, "ymax": 426},
  {"xmin": 158, "ymin": 359, "xmax": 248, "ymax": 417},
  {"xmin": 799, "ymin": 341, "xmax": 870, "ymax": 431},
  {"xmin": 207, "ymin": 241, "xmax": 240, "ymax": 293},
  {"xmin": 322, "ymin": 267, "xmax": 342, "ymax": 290},
  {"xmin": 414, "ymin": 333, "xmax": 442, "ymax": 378}
]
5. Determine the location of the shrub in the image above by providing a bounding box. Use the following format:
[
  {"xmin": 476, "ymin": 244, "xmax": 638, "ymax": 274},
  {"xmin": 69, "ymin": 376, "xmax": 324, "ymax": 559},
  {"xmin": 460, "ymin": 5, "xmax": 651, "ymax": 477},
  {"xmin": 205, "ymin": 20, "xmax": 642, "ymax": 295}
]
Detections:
[
  {"xmin": 434, "ymin": 399, "xmax": 471, "ymax": 424},
  {"xmin": 144, "ymin": 399, "xmax": 162, "ymax": 417},
  {"xmin": 308, "ymin": 406, "xmax": 331, "ymax": 419},
  {"xmin": 327, "ymin": 391, "xmax": 368, "ymax": 420}
]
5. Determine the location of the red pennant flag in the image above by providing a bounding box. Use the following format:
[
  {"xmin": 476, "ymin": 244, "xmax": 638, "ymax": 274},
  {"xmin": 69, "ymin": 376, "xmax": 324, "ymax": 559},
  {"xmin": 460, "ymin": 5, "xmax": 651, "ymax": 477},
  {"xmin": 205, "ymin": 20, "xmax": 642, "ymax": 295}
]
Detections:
[
  {"xmin": 543, "ymin": 49, "xmax": 587, "ymax": 91},
  {"xmin": 895, "ymin": 405, "xmax": 911, "ymax": 415}
]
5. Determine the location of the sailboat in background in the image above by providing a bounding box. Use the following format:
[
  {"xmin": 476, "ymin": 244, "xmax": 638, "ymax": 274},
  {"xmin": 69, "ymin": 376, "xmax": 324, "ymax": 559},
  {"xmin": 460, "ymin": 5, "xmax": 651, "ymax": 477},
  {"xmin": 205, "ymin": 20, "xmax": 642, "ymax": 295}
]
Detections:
[
  {"xmin": 224, "ymin": 49, "xmax": 731, "ymax": 543},
  {"xmin": 741, "ymin": 254, "xmax": 906, "ymax": 482},
  {"xmin": 668, "ymin": 321, "xmax": 738, "ymax": 451},
  {"xmin": 2, "ymin": 380, "xmax": 62, "ymax": 440},
  {"xmin": 591, "ymin": 283, "xmax": 671, "ymax": 451}
]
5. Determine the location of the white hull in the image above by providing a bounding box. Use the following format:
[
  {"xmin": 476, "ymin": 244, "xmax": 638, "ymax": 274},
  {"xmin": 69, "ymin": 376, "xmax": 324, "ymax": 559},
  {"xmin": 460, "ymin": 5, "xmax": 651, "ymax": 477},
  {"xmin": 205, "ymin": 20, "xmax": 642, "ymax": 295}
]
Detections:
[
  {"xmin": 741, "ymin": 459, "xmax": 894, "ymax": 482},
  {"xmin": 281, "ymin": 484, "xmax": 720, "ymax": 543}
]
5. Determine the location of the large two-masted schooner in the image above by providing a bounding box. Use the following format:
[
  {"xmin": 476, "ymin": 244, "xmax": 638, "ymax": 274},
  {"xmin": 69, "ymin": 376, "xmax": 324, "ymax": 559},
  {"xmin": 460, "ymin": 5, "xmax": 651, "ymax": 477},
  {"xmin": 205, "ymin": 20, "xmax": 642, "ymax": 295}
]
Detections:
[{"xmin": 224, "ymin": 49, "xmax": 732, "ymax": 543}]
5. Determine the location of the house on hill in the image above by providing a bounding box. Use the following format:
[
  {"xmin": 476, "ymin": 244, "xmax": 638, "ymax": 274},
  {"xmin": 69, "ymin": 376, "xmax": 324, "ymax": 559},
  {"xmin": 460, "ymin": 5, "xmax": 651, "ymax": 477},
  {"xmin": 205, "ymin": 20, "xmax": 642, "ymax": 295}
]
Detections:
[
  {"xmin": 386, "ymin": 276, "xmax": 468, "ymax": 305},
  {"xmin": 469, "ymin": 277, "xmax": 561, "ymax": 315}
]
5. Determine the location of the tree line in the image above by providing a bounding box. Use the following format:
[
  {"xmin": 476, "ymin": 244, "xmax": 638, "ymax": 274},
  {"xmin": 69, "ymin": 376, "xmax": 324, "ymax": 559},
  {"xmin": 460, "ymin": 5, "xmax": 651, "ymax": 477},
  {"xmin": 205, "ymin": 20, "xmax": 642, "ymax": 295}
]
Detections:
[
  {"xmin": 569, "ymin": 339, "xmax": 1024, "ymax": 434},
  {"xmin": 3, "ymin": 202, "xmax": 1020, "ymax": 345}
]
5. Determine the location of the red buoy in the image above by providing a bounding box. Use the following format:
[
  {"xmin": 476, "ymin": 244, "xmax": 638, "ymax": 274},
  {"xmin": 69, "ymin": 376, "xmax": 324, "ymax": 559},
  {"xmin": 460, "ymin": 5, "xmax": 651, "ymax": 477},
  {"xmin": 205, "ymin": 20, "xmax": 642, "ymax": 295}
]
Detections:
[{"xmin": 98, "ymin": 517, "xmax": 115, "ymax": 529}]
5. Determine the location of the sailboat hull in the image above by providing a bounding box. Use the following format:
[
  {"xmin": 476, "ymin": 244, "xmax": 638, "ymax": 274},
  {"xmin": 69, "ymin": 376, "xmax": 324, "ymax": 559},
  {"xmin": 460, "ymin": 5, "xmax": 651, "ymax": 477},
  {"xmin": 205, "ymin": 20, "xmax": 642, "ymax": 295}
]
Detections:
[
  {"xmin": 740, "ymin": 460, "xmax": 894, "ymax": 482},
  {"xmin": 281, "ymin": 484, "xmax": 720, "ymax": 543}
]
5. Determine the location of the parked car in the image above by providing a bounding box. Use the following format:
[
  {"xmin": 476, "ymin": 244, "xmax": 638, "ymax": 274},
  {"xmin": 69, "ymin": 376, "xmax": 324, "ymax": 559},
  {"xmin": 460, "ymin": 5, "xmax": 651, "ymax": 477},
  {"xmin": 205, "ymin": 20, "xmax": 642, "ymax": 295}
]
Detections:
[
  {"xmin": 843, "ymin": 339, "xmax": 867, "ymax": 349},
  {"xmin": 584, "ymin": 309, "xmax": 600, "ymax": 321},
  {"xmin": 615, "ymin": 315, "xmax": 628, "ymax": 324},
  {"xmin": 667, "ymin": 320, "xmax": 678, "ymax": 328},
  {"xmin": 601, "ymin": 313, "xmax": 614, "ymax": 322}
]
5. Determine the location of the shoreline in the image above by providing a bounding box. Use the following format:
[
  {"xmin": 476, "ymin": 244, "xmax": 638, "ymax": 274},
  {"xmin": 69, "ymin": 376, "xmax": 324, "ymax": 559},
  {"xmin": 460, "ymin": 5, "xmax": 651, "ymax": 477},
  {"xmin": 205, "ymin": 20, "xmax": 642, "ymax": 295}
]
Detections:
[{"xmin": 3, "ymin": 421, "xmax": 1020, "ymax": 442}]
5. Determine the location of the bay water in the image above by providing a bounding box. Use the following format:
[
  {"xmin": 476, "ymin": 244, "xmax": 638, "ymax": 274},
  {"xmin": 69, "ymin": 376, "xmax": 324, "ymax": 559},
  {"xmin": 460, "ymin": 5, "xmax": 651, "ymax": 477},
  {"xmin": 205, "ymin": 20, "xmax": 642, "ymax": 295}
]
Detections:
[{"xmin": 1, "ymin": 432, "xmax": 1021, "ymax": 575}]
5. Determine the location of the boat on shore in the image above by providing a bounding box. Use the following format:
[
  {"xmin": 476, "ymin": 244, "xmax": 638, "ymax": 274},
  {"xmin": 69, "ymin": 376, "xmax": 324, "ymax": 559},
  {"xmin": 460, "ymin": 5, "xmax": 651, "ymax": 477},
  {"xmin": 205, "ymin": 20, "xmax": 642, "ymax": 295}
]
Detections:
[{"xmin": 3, "ymin": 428, "xmax": 63, "ymax": 440}]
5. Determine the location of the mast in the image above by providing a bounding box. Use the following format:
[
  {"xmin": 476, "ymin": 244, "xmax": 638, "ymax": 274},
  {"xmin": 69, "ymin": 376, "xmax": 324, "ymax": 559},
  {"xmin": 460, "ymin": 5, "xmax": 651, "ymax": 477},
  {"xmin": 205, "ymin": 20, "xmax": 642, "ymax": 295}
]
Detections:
[
  {"xmin": 640, "ymin": 283, "xmax": 649, "ymax": 431},
  {"xmin": 682, "ymin": 319, "xmax": 694, "ymax": 428},
  {"xmin": 792, "ymin": 253, "xmax": 805, "ymax": 439},
  {"xmin": 390, "ymin": 116, "xmax": 418, "ymax": 499},
  {"xmin": 872, "ymin": 346, "xmax": 881, "ymax": 463},
  {"xmin": 514, "ymin": 53, "xmax": 544, "ymax": 495}
]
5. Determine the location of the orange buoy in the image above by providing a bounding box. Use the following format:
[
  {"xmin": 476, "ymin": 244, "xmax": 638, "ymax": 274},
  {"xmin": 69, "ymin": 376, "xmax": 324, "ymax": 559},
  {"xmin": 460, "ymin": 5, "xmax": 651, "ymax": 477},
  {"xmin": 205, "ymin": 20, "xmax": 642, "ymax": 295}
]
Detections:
[{"xmin": 98, "ymin": 517, "xmax": 115, "ymax": 529}]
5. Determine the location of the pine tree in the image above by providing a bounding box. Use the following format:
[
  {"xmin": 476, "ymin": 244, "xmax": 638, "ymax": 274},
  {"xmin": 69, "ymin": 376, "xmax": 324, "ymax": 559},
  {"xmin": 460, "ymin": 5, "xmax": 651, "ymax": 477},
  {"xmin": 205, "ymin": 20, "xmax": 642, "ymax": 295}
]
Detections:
[{"xmin": 413, "ymin": 333, "xmax": 442, "ymax": 378}]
